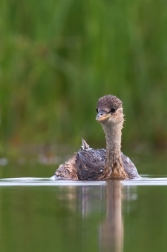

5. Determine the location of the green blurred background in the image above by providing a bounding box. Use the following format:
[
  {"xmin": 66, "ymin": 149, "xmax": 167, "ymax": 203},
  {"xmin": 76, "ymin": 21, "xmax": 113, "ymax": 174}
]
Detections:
[{"xmin": 1, "ymin": 0, "xmax": 167, "ymax": 157}]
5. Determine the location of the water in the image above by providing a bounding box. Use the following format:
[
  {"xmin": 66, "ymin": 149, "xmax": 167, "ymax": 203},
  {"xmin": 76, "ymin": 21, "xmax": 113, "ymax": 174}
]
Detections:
[{"xmin": 0, "ymin": 156, "xmax": 167, "ymax": 252}]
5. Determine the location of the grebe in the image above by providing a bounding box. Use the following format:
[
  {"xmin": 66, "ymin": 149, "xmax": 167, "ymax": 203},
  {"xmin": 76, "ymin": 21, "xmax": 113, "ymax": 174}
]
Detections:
[{"xmin": 54, "ymin": 95, "xmax": 140, "ymax": 180}]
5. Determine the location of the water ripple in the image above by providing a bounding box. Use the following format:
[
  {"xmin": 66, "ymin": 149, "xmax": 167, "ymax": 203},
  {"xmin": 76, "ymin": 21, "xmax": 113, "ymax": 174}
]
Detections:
[
  {"xmin": 0, "ymin": 176, "xmax": 167, "ymax": 186},
  {"xmin": 0, "ymin": 177, "xmax": 106, "ymax": 187}
]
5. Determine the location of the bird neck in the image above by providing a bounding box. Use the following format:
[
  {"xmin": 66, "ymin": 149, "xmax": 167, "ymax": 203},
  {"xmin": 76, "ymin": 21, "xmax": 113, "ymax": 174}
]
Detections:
[
  {"xmin": 103, "ymin": 121, "xmax": 122, "ymax": 165},
  {"xmin": 102, "ymin": 120, "xmax": 127, "ymax": 179}
]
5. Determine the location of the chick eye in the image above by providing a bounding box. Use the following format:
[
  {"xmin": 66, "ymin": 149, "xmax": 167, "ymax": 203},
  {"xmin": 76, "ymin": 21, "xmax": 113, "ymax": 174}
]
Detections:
[
  {"xmin": 110, "ymin": 108, "xmax": 116, "ymax": 113},
  {"xmin": 96, "ymin": 108, "xmax": 98, "ymax": 113}
]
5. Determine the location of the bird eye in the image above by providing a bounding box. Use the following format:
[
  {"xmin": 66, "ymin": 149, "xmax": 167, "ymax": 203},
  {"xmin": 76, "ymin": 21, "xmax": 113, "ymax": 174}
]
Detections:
[
  {"xmin": 110, "ymin": 108, "xmax": 116, "ymax": 113},
  {"xmin": 96, "ymin": 108, "xmax": 98, "ymax": 113}
]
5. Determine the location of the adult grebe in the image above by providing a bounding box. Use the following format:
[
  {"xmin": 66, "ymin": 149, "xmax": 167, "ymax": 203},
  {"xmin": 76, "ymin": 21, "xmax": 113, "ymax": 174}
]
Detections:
[{"xmin": 54, "ymin": 95, "xmax": 140, "ymax": 180}]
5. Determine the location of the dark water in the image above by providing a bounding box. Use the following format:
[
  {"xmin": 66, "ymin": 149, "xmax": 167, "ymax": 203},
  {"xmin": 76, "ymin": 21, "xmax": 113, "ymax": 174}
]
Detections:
[{"xmin": 0, "ymin": 157, "xmax": 167, "ymax": 252}]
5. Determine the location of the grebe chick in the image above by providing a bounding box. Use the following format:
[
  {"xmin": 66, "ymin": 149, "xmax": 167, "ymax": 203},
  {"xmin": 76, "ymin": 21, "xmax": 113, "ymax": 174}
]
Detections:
[{"xmin": 54, "ymin": 95, "xmax": 140, "ymax": 180}]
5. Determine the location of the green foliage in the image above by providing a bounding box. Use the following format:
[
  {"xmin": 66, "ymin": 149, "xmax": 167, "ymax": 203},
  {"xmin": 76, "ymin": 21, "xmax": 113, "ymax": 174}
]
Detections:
[{"xmin": 1, "ymin": 0, "xmax": 167, "ymax": 151}]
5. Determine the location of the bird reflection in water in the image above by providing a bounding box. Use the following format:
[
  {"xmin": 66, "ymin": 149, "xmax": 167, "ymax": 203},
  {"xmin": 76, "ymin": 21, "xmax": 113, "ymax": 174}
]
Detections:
[
  {"xmin": 100, "ymin": 181, "xmax": 123, "ymax": 252},
  {"xmin": 57, "ymin": 182, "xmax": 137, "ymax": 252},
  {"xmin": 74, "ymin": 181, "xmax": 123, "ymax": 252},
  {"xmin": 76, "ymin": 181, "xmax": 123, "ymax": 252}
]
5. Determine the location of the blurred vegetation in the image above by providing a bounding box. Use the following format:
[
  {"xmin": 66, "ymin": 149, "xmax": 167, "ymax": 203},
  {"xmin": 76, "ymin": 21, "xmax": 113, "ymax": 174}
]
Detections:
[{"xmin": 1, "ymin": 0, "xmax": 167, "ymax": 156}]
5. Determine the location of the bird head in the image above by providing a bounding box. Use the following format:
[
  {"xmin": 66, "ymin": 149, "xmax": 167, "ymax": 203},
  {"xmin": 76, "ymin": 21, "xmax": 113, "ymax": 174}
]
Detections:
[{"xmin": 96, "ymin": 95, "xmax": 124, "ymax": 125}]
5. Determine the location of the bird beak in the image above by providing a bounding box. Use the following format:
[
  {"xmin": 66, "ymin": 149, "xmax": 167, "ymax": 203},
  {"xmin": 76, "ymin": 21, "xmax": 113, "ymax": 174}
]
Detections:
[{"xmin": 96, "ymin": 111, "xmax": 110, "ymax": 122}]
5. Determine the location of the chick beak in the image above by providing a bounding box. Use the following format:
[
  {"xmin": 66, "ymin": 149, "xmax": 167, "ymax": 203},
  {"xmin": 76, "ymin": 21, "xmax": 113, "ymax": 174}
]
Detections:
[{"xmin": 96, "ymin": 111, "xmax": 109, "ymax": 122}]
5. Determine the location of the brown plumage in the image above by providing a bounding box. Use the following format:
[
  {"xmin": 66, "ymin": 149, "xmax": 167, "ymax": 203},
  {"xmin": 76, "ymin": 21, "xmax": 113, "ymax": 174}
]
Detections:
[
  {"xmin": 54, "ymin": 95, "xmax": 140, "ymax": 180},
  {"xmin": 97, "ymin": 95, "xmax": 122, "ymax": 112}
]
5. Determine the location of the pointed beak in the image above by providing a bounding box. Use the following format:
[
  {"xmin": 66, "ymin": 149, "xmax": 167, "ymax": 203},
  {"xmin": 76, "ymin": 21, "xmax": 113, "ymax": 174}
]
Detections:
[
  {"xmin": 96, "ymin": 111, "xmax": 109, "ymax": 122},
  {"xmin": 96, "ymin": 112, "xmax": 103, "ymax": 121}
]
